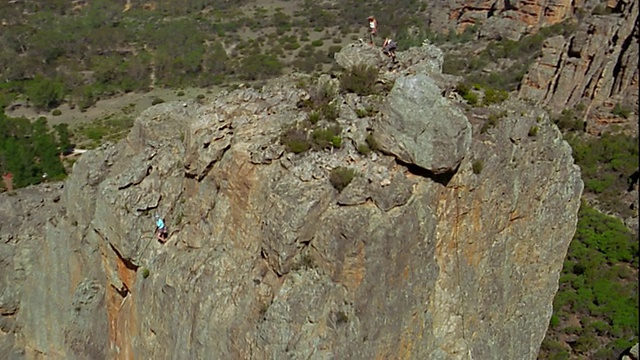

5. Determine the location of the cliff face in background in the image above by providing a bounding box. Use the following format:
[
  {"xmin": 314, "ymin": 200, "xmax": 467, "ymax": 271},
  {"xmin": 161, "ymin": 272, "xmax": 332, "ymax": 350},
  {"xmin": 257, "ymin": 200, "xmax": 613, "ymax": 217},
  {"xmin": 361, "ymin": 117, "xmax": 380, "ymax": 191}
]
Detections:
[
  {"xmin": 425, "ymin": 0, "xmax": 576, "ymax": 37},
  {"xmin": 424, "ymin": 0, "xmax": 639, "ymax": 134},
  {"xmin": 0, "ymin": 43, "xmax": 583, "ymax": 359},
  {"xmin": 520, "ymin": 0, "xmax": 638, "ymax": 134}
]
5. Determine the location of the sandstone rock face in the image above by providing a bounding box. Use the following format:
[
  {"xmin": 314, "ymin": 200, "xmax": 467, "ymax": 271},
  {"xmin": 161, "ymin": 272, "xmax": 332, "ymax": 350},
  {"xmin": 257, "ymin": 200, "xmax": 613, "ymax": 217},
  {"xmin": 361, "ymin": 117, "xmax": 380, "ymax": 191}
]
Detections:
[
  {"xmin": 422, "ymin": 0, "xmax": 577, "ymax": 40},
  {"xmin": 0, "ymin": 44, "xmax": 582, "ymax": 359},
  {"xmin": 519, "ymin": 0, "xmax": 639, "ymax": 132}
]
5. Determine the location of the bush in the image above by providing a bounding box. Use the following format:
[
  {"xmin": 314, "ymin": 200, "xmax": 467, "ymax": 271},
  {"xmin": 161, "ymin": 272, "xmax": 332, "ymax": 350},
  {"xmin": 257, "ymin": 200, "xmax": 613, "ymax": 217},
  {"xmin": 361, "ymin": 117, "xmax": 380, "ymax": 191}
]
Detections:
[
  {"xmin": 177, "ymin": 90, "xmax": 185, "ymax": 96},
  {"xmin": 480, "ymin": 111, "xmax": 506, "ymax": 133},
  {"xmin": 528, "ymin": 126, "xmax": 539, "ymax": 137},
  {"xmin": 340, "ymin": 64, "xmax": 378, "ymax": 96},
  {"xmin": 592, "ymin": 4, "xmax": 612, "ymax": 15},
  {"xmin": 554, "ymin": 109, "xmax": 583, "ymax": 132},
  {"xmin": 319, "ymin": 103, "xmax": 339, "ymax": 122},
  {"xmin": 483, "ymin": 88, "xmax": 508, "ymax": 105},
  {"xmin": 307, "ymin": 111, "xmax": 321, "ymax": 124},
  {"xmin": 455, "ymin": 82, "xmax": 479, "ymax": 106},
  {"xmin": 311, "ymin": 39, "xmax": 324, "ymax": 47},
  {"xmin": 357, "ymin": 144, "xmax": 371, "ymax": 155},
  {"xmin": 281, "ymin": 127, "xmax": 311, "ymax": 154},
  {"xmin": 472, "ymin": 159, "xmax": 483, "ymax": 174},
  {"xmin": 355, "ymin": 108, "xmax": 369, "ymax": 118},
  {"xmin": 141, "ymin": 268, "xmax": 150, "ymax": 279},
  {"xmin": 365, "ymin": 133, "xmax": 380, "ymax": 152},
  {"xmin": 151, "ymin": 97, "xmax": 165, "ymax": 105},
  {"xmin": 26, "ymin": 76, "xmax": 65, "ymax": 111},
  {"xmin": 51, "ymin": 109, "xmax": 62, "ymax": 116},
  {"xmin": 311, "ymin": 125, "xmax": 341, "ymax": 149},
  {"xmin": 329, "ymin": 166, "xmax": 355, "ymax": 191},
  {"xmin": 612, "ymin": 103, "xmax": 631, "ymax": 119}
]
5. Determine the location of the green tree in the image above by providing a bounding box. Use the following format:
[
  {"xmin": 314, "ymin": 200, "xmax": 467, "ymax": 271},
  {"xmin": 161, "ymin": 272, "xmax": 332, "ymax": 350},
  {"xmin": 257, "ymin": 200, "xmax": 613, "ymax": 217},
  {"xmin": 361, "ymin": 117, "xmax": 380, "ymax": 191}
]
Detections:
[
  {"xmin": 25, "ymin": 76, "xmax": 65, "ymax": 111},
  {"xmin": 0, "ymin": 112, "xmax": 66, "ymax": 188}
]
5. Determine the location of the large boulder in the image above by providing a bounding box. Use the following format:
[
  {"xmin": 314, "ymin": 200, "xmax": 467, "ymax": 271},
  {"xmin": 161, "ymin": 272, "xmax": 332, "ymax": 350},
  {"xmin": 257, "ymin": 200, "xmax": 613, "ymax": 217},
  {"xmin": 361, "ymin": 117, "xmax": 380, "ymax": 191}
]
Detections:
[
  {"xmin": 334, "ymin": 42, "xmax": 386, "ymax": 70},
  {"xmin": 373, "ymin": 74, "xmax": 472, "ymax": 174}
]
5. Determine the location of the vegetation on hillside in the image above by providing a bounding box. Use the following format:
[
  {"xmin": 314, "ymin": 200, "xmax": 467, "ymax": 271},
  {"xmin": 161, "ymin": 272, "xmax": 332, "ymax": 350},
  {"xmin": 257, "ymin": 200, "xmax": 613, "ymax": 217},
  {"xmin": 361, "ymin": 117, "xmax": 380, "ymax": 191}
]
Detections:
[
  {"xmin": 566, "ymin": 132, "xmax": 639, "ymax": 217},
  {"xmin": 539, "ymin": 203, "xmax": 638, "ymax": 359},
  {"xmin": 0, "ymin": 112, "xmax": 68, "ymax": 189},
  {"xmin": 443, "ymin": 21, "xmax": 577, "ymax": 92}
]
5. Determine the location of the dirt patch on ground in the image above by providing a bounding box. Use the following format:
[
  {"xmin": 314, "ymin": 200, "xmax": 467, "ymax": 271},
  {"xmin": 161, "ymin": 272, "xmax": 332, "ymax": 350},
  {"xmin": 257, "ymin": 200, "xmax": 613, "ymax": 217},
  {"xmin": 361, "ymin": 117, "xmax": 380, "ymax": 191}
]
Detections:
[{"xmin": 7, "ymin": 87, "xmax": 219, "ymax": 127}]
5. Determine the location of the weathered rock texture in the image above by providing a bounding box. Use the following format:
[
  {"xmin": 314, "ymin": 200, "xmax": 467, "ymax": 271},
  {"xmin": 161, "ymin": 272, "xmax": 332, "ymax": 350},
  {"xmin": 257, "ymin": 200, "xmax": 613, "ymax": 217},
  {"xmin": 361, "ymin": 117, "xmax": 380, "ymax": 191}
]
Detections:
[
  {"xmin": 0, "ymin": 43, "xmax": 583, "ymax": 359},
  {"xmin": 519, "ymin": 0, "xmax": 638, "ymax": 134},
  {"xmin": 420, "ymin": 0, "xmax": 638, "ymax": 131},
  {"xmin": 373, "ymin": 74, "xmax": 472, "ymax": 174},
  {"xmin": 422, "ymin": 0, "xmax": 577, "ymax": 39}
]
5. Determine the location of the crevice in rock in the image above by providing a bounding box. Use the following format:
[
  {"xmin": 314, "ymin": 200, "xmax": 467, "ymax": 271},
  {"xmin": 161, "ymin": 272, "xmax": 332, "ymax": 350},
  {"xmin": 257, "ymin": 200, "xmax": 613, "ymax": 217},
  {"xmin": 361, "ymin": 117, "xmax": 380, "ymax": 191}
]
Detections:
[
  {"xmin": 504, "ymin": 0, "xmax": 513, "ymax": 11},
  {"xmin": 627, "ymin": 169, "xmax": 639, "ymax": 192},
  {"xmin": 108, "ymin": 241, "xmax": 139, "ymax": 272},
  {"xmin": 198, "ymin": 160, "xmax": 218, "ymax": 182},
  {"xmin": 117, "ymin": 165, "xmax": 152, "ymax": 190},
  {"xmin": 0, "ymin": 306, "xmax": 17, "ymax": 316},
  {"xmin": 488, "ymin": 2, "xmax": 497, "ymax": 18},
  {"xmin": 610, "ymin": 31, "xmax": 633, "ymax": 97},
  {"xmin": 396, "ymin": 159, "xmax": 456, "ymax": 186},
  {"xmin": 549, "ymin": 45, "xmax": 568, "ymax": 99},
  {"xmin": 111, "ymin": 283, "xmax": 129, "ymax": 298}
]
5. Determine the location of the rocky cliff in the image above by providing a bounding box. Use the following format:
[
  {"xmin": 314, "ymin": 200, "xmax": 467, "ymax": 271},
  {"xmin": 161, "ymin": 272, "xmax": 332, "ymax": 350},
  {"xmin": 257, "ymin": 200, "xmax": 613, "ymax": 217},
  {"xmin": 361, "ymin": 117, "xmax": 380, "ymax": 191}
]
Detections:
[
  {"xmin": 422, "ymin": 0, "xmax": 638, "ymax": 134},
  {"xmin": 424, "ymin": 0, "xmax": 577, "ymax": 38},
  {"xmin": 0, "ymin": 43, "xmax": 583, "ymax": 359},
  {"xmin": 519, "ymin": 0, "xmax": 638, "ymax": 134}
]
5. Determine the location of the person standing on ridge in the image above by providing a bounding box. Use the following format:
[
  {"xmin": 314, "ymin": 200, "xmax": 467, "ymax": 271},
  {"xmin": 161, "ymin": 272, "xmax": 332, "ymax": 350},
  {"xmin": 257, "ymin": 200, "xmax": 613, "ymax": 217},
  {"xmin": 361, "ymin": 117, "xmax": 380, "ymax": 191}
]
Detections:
[{"xmin": 367, "ymin": 16, "xmax": 378, "ymax": 45}]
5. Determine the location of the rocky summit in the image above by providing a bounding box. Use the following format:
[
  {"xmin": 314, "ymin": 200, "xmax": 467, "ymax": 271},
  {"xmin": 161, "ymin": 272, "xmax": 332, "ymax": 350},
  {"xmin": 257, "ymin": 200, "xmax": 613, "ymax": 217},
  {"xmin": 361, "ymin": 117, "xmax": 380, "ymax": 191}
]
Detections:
[{"xmin": 0, "ymin": 42, "xmax": 583, "ymax": 359}]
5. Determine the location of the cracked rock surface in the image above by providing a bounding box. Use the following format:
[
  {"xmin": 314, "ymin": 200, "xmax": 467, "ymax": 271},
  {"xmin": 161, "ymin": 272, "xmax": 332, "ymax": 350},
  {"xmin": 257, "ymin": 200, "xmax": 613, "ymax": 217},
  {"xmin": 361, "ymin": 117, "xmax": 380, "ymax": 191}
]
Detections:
[{"xmin": 0, "ymin": 42, "xmax": 582, "ymax": 360}]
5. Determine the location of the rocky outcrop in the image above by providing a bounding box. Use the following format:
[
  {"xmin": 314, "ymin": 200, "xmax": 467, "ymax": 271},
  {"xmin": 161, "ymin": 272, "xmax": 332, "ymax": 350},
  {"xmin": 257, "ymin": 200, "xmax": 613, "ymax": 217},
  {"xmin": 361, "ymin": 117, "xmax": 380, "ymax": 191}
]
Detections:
[
  {"xmin": 423, "ymin": 0, "xmax": 577, "ymax": 40},
  {"xmin": 519, "ymin": 0, "xmax": 638, "ymax": 133},
  {"xmin": 621, "ymin": 343, "xmax": 639, "ymax": 360},
  {"xmin": 0, "ymin": 43, "xmax": 582, "ymax": 359},
  {"xmin": 373, "ymin": 74, "xmax": 472, "ymax": 174}
]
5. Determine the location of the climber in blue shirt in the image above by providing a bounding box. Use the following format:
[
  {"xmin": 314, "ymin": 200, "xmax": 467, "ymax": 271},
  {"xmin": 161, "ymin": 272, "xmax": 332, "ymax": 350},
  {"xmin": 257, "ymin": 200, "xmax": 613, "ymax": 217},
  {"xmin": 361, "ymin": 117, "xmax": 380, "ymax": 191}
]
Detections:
[{"xmin": 155, "ymin": 215, "xmax": 168, "ymax": 243}]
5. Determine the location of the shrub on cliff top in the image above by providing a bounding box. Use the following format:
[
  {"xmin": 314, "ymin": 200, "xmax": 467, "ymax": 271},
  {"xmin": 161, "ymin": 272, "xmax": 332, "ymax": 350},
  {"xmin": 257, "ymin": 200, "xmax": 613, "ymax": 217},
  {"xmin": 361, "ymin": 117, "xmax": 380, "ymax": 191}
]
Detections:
[
  {"xmin": 281, "ymin": 126, "xmax": 311, "ymax": 154},
  {"xmin": 340, "ymin": 64, "xmax": 378, "ymax": 96},
  {"xmin": 329, "ymin": 166, "xmax": 356, "ymax": 191}
]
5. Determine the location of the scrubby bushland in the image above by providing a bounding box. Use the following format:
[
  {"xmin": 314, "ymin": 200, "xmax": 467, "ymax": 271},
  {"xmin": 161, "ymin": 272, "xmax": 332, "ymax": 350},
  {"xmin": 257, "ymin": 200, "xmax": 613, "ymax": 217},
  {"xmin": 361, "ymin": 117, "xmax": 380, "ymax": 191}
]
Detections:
[
  {"xmin": 541, "ymin": 130, "xmax": 639, "ymax": 359},
  {"xmin": 540, "ymin": 203, "xmax": 638, "ymax": 360},
  {"xmin": 239, "ymin": 54, "xmax": 284, "ymax": 81},
  {"xmin": 0, "ymin": 112, "xmax": 67, "ymax": 189},
  {"xmin": 73, "ymin": 114, "xmax": 134, "ymax": 149},
  {"xmin": 566, "ymin": 132, "xmax": 638, "ymax": 217}
]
